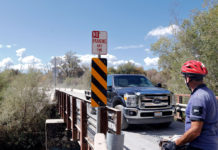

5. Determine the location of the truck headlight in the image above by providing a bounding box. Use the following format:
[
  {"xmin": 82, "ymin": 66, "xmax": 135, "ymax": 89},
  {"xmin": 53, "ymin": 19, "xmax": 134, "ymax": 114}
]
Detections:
[{"xmin": 124, "ymin": 94, "xmax": 138, "ymax": 107}]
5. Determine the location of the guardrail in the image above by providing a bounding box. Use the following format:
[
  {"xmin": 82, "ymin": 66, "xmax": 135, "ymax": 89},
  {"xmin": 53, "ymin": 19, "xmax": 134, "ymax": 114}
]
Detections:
[
  {"xmin": 175, "ymin": 94, "xmax": 218, "ymax": 120},
  {"xmin": 55, "ymin": 89, "xmax": 121, "ymax": 150}
]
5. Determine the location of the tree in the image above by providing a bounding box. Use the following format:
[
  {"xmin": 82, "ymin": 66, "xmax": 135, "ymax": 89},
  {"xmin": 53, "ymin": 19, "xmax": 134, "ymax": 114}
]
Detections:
[
  {"xmin": 109, "ymin": 62, "xmax": 146, "ymax": 75},
  {"xmin": 146, "ymin": 69, "xmax": 166, "ymax": 86},
  {"xmin": 150, "ymin": 3, "xmax": 218, "ymax": 94},
  {"xmin": 50, "ymin": 51, "xmax": 85, "ymax": 83}
]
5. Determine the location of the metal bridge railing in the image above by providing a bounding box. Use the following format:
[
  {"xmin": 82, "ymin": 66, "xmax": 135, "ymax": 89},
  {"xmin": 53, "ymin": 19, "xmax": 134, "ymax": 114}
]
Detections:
[
  {"xmin": 175, "ymin": 94, "xmax": 218, "ymax": 120},
  {"xmin": 55, "ymin": 89, "xmax": 121, "ymax": 150}
]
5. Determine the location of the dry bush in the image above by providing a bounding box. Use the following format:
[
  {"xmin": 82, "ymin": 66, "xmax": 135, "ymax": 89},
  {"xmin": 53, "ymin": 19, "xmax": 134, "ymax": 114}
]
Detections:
[{"xmin": 0, "ymin": 70, "xmax": 51, "ymax": 150}]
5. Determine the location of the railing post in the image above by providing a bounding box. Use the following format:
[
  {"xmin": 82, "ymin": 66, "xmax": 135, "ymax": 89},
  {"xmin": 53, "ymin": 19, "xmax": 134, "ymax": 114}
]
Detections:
[
  {"xmin": 99, "ymin": 107, "xmax": 108, "ymax": 135},
  {"xmin": 61, "ymin": 92, "xmax": 64, "ymax": 118},
  {"xmin": 60, "ymin": 92, "xmax": 62, "ymax": 117},
  {"xmin": 64, "ymin": 93, "xmax": 67, "ymax": 123},
  {"xmin": 66, "ymin": 95, "xmax": 71, "ymax": 130},
  {"xmin": 179, "ymin": 96, "xmax": 183, "ymax": 104},
  {"xmin": 60, "ymin": 92, "xmax": 63, "ymax": 117},
  {"xmin": 72, "ymin": 97, "xmax": 77, "ymax": 141},
  {"xmin": 116, "ymin": 111, "xmax": 121, "ymax": 135},
  {"xmin": 59, "ymin": 91, "xmax": 61, "ymax": 114},
  {"xmin": 176, "ymin": 95, "xmax": 179, "ymax": 103},
  {"xmin": 80, "ymin": 101, "xmax": 87, "ymax": 150},
  {"xmin": 56, "ymin": 91, "xmax": 60, "ymax": 114}
]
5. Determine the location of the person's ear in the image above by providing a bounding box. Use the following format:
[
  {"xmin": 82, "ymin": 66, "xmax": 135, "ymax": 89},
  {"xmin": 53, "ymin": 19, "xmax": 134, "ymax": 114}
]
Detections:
[{"xmin": 186, "ymin": 77, "xmax": 191, "ymax": 83}]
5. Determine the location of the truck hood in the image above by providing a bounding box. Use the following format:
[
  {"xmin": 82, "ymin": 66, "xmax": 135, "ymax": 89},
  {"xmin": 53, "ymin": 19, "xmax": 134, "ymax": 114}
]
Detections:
[{"xmin": 115, "ymin": 87, "xmax": 171, "ymax": 95}]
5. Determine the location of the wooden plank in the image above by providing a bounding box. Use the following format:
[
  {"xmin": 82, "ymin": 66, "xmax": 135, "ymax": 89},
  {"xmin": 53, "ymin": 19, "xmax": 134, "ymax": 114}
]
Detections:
[
  {"xmin": 80, "ymin": 101, "xmax": 88, "ymax": 150},
  {"xmin": 63, "ymin": 93, "xmax": 66, "ymax": 123},
  {"xmin": 99, "ymin": 107, "xmax": 108, "ymax": 135},
  {"xmin": 66, "ymin": 95, "xmax": 71, "ymax": 130},
  {"xmin": 116, "ymin": 111, "xmax": 121, "ymax": 135},
  {"xmin": 75, "ymin": 124, "xmax": 81, "ymax": 133},
  {"xmin": 72, "ymin": 97, "xmax": 78, "ymax": 141},
  {"xmin": 61, "ymin": 92, "xmax": 63, "ymax": 118}
]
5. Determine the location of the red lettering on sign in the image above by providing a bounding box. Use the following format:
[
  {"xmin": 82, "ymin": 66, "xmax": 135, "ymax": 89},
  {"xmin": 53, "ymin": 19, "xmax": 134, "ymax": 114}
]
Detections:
[
  {"xmin": 97, "ymin": 44, "xmax": 102, "ymax": 48},
  {"xmin": 92, "ymin": 31, "xmax": 99, "ymax": 38},
  {"xmin": 97, "ymin": 48, "xmax": 102, "ymax": 52},
  {"xmin": 92, "ymin": 39, "xmax": 107, "ymax": 44}
]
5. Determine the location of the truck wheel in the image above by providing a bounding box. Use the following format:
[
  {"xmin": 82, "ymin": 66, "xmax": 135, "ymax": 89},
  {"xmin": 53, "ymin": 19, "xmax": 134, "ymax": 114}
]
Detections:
[{"xmin": 115, "ymin": 105, "xmax": 129, "ymax": 130}]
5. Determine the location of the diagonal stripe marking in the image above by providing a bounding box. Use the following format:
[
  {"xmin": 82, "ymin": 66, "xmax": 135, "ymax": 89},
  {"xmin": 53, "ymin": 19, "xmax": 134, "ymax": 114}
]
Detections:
[
  {"xmin": 93, "ymin": 58, "xmax": 107, "ymax": 74},
  {"xmin": 91, "ymin": 98, "xmax": 99, "ymax": 107},
  {"xmin": 91, "ymin": 91, "xmax": 106, "ymax": 106},
  {"xmin": 92, "ymin": 68, "xmax": 107, "ymax": 89},
  {"xmin": 92, "ymin": 60, "xmax": 106, "ymax": 80},
  {"xmin": 91, "ymin": 83, "xmax": 107, "ymax": 104},
  {"xmin": 91, "ymin": 76, "xmax": 106, "ymax": 96}
]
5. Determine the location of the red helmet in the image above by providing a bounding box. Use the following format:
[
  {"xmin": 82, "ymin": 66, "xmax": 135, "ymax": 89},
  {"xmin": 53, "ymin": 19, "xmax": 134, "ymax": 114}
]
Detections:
[{"xmin": 181, "ymin": 60, "xmax": 208, "ymax": 76}]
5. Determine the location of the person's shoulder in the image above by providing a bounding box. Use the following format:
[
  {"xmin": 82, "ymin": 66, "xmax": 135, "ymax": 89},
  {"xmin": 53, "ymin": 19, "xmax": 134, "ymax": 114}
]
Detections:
[
  {"xmin": 199, "ymin": 86, "xmax": 215, "ymax": 98},
  {"xmin": 191, "ymin": 87, "xmax": 209, "ymax": 102}
]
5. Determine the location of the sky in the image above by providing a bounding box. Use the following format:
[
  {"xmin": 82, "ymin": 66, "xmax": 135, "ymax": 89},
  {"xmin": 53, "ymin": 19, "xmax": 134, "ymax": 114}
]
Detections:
[{"xmin": 0, "ymin": 0, "xmax": 205, "ymax": 71}]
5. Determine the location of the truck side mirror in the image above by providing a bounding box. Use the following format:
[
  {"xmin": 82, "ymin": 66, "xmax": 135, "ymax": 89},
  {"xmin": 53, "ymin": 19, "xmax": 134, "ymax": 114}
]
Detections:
[
  {"xmin": 107, "ymin": 86, "xmax": 112, "ymax": 91},
  {"xmin": 156, "ymin": 83, "xmax": 162, "ymax": 88}
]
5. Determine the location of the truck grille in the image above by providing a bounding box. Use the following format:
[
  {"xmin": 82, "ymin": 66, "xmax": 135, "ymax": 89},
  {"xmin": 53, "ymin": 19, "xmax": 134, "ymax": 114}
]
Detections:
[{"xmin": 139, "ymin": 95, "xmax": 170, "ymax": 109}]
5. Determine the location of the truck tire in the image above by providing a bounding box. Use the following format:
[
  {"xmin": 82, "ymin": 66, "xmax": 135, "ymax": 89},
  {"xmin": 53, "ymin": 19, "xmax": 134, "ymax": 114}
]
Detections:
[{"xmin": 115, "ymin": 105, "xmax": 129, "ymax": 130}]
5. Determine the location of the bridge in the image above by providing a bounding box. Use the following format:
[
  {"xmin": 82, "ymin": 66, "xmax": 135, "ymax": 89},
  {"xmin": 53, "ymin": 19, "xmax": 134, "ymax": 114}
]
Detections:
[{"xmin": 44, "ymin": 88, "xmax": 218, "ymax": 150}]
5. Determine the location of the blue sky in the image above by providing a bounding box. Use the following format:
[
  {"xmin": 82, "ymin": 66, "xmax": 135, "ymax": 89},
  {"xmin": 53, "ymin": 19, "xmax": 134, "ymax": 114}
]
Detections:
[{"xmin": 0, "ymin": 0, "xmax": 204, "ymax": 71}]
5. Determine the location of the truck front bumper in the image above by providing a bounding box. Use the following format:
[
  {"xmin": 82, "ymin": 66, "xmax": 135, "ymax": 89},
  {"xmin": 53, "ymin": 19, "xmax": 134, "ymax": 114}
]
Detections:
[{"xmin": 123, "ymin": 107, "xmax": 174, "ymax": 124}]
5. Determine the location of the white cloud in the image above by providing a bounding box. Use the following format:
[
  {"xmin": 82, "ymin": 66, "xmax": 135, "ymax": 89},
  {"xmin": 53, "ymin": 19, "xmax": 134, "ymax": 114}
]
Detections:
[
  {"xmin": 16, "ymin": 48, "xmax": 26, "ymax": 58},
  {"xmin": 11, "ymin": 64, "xmax": 43, "ymax": 71},
  {"xmin": 0, "ymin": 48, "xmax": 44, "ymax": 71},
  {"xmin": 11, "ymin": 64, "xmax": 25, "ymax": 70},
  {"xmin": 21, "ymin": 55, "xmax": 41, "ymax": 64},
  {"xmin": 6, "ymin": 45, "xmax": 12, "ymax": 48},
  {"xmin": 114, "ymin": 44, "xmax": 144, "ymax": 50},
  {"xmin": 12, "ymin": 61, "xmax": 44, "ymax": 71},
  {"xmin": 0, "ymin": 57, "xmax": 14, "ymax": 69},
  {"xmin": 77, "ymin": 54, "xmax": 93, "ymax": 65},
  {"xmin": 144, "ymin": 57, "xmax": 159, "ymax": 66},
  {"xmin": 144, "ymin": 48, "xmax": 150, "ymax": 52},
  {"xmin": 0, "ymin": 44, "xmax": 2, "ymax": 48},
  {"xmin": 77, "ymin": 54, "xmax": 142, "ymax": 69},
  {"xmin": 147, "ymin": 24, "xmax": 180, "ymax": 37}
]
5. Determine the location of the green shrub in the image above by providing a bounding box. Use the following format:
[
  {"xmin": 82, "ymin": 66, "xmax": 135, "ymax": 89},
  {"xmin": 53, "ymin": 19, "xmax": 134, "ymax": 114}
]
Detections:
[{"xmin": 0, "ymin": 70, "xmax": 54, "ymax": 150}]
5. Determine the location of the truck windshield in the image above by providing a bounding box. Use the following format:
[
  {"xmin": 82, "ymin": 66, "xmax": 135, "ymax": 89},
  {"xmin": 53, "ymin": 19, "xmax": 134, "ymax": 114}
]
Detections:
[{"xmin": 114, "ymin": 75, "xmax": 154, "ymax": 87}]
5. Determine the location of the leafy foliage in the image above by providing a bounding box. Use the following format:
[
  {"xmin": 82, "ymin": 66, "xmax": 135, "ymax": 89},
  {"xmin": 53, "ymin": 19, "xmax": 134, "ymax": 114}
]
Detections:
[
  {"xmin": 63, "ymin": 68, "xmax": 91, "ymax": 89},
  {"xmin": 108, "ymin": 62, "xmax": 165, "ymax": 86},
  {"xmin": 0, "ymin": 69, "xmax": 20, "ymax": 102},
  {"xmin": 151, "ymin": 3, "xmax": 218, "ymax": 94},
  {"xmin": 50, "ymin": 51, "xmax": 85, "ymax": 83},
  {"xmin": 0, "ymin": 70, "xmax": 53, "ymax": 150},
  {"xmin": 108, "ymin": 62, "xmax": 146, "ymax": 75}
]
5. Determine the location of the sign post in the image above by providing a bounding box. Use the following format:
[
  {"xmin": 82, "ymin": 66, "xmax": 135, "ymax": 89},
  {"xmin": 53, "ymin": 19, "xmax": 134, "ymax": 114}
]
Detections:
[{"xmin": 91, "ymin": 31, "xmax": 108, "ymax": 133}]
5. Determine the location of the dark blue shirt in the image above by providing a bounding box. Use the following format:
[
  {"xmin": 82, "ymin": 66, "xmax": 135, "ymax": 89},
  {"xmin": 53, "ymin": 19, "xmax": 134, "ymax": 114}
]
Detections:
[{"xmin": 185, "ymin": 84, "xmax": 218, "ymax": 150}]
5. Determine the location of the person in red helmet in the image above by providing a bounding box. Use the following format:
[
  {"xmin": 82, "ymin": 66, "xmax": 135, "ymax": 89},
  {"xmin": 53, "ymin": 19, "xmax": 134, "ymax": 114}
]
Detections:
[{"xmin": 162, "ymin": 60, "xmax": 218, "ymax": 150}]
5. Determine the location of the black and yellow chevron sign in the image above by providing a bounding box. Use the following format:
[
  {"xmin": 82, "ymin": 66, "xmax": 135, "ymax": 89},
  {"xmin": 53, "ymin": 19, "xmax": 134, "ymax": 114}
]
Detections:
[{"xmin": 91, "ymin": 58, "xmax": 107, "ymax": 107}]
